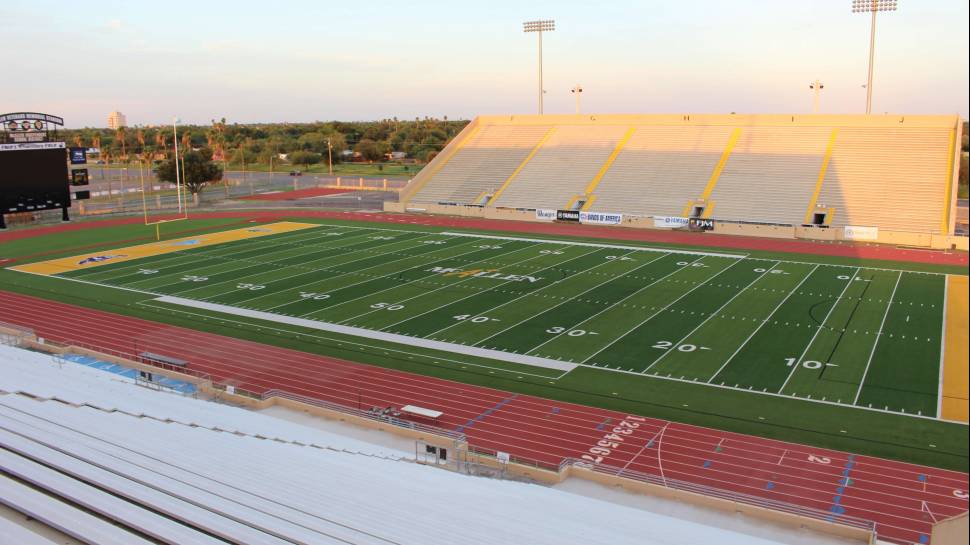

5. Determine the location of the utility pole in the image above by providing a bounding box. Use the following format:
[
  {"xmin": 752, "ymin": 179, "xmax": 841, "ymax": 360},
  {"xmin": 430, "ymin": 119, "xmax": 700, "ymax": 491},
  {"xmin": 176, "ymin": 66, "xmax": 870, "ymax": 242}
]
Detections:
[
  {"xmin": 852, "ymin": 0, "xmax": 898, "ymax": 114},
  {"xmin": 523, "ymin": 20, "xmax": 555, "ymax": 115},
  {"xmin": 571, "ymin": 84, "xmax": 583, "ymax": 114}
]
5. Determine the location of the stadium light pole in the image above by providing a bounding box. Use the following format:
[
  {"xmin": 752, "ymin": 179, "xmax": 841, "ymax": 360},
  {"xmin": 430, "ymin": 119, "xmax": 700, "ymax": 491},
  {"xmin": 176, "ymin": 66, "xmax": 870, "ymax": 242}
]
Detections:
[
  {"xmin": 523, "ymin": 19, "xmax": 555, "ymax": 115},
  {"xmin": 809, "ymin": 80, "xmax": 824, "ymax": 113},
  {"xmin": 172, "ymin": 117, "xmax": 183, "ymax": 214},
  {"xmin": 852, "ymin": 0, "xmax": 898, "ymax": 114},
  {"xmin": 571, "ymin": 84, "xmax": 583, "ymax": 114}
]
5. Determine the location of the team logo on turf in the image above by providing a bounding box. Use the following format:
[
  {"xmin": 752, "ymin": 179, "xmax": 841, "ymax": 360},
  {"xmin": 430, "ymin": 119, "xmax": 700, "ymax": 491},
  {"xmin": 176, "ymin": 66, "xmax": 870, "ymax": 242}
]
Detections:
[
  {"xmin": 78, "ymin": 254, "xmax": 126, "ymax": 265},
  {"xmin": 246, "ymin": 228, "xmax": 273, "ymax": 233},
  {"xmin": 171, "ymin": 239, "xmax": 201, "ymax": 246},
  {"xmin": 426, "ymin": 266, "xmax": 543, "ymax": 283}
]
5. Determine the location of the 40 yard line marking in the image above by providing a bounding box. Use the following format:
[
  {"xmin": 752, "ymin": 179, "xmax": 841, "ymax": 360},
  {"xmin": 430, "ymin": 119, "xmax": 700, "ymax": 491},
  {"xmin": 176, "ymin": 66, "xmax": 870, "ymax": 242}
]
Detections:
[
  {"xmin": 853, "ymin": 271, "xmax": 903, "ymax": 405},
  {"xmin": 706, "ymin": 264, "xmax": 820, "ymax": 384}
]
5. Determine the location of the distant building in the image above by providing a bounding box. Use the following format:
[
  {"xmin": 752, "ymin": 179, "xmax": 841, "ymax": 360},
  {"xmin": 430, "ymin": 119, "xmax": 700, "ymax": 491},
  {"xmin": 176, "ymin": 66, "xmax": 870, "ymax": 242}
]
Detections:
[{"xmin": 107, "ymin": 111, "xmax": 127, "ymax": 129}]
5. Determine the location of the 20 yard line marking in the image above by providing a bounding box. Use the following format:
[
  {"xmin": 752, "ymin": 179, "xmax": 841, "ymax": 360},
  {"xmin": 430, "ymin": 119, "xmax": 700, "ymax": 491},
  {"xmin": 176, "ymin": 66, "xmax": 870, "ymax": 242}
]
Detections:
[
  {"xmin": 706, "ymin": 264, "xmax": 820, "ymax": 384},
  {"xmin": 777, "ymin": 267, "xmax": 860, "ymax": 393},
  {"xmin": 582, "ymin": 257, "xmax": 744, "ymax": 366},
  {"xmin": 643, "ymin": 261, "xmax": 782, "ymax": 373},
  {"xmin": 853, "ymin": 271, "xmax": 903, "ymax": 405}
]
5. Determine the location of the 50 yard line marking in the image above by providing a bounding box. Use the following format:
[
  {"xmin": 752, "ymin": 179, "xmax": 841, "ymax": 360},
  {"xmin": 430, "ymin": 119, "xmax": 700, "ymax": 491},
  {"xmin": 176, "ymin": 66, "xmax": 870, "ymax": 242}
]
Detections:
[
  {"xmin": 706, "ymin": 264, "xmax": 820, "ymax": 383},
  {"xmin": 642, "ymin": 260, "xmax": 781, "ymax": 373},
  {"xmin": 777, "ymin": 267, "xmax": 860, "ymax": 393},
  {"xmin": 853, "ymin": 271, "xmax": 903, "ymax": 405},
  {"xmin": 354, "ymin": 244, "xmax": 597, "ymax": 328}
]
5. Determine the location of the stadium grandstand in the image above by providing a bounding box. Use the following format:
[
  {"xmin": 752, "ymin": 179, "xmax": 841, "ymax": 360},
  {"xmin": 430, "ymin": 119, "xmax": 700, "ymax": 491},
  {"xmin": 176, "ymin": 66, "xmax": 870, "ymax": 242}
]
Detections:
[
  {"xmin": 388, "ymin": 114, "xmax": 964, "ymax": 249},
  {"xmin": 0, "ymin": 343, "xmax": 862, "ymax": 545}
]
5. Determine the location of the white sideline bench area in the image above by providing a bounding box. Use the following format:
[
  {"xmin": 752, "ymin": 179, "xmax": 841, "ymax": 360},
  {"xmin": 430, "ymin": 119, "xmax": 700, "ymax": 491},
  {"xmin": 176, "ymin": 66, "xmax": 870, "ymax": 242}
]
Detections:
[{"xmin": 0, "ymin": 344, "xmax": 797, "ymax": 545}]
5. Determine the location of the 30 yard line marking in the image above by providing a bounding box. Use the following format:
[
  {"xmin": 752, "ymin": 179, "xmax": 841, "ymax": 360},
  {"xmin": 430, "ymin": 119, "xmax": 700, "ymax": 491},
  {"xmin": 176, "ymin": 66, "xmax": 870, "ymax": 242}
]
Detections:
[
  {"xmin": 853, "ymin": 271, "xmax": 903, "ymax": 405},
  {"xmin": 706, "ymin": 264, "xmax": 820, "ymax": 384},
  {"xmin": 524, "ymin": 253, "xmax": 688, "ymax": 356},
  {"xmin": 582, "ymin": 257, "xmax": 743, "ymax": 366},
  {"xmin": 643, "ymin": 260, "xmax": 781, "ymax": 373},
  {"xmin": 777, "ymin": 267, "xmax": 860, "ymax": 393},
  {"xmin": 470, "ymin": 249, "xmax": 643, "ymax": 348}
]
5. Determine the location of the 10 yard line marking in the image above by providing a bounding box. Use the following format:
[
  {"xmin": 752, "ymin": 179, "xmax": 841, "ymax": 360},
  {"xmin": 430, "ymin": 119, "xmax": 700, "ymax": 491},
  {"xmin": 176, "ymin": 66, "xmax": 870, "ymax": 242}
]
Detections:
[
  {"xmin": 853, "ymin": 271, "xmax": 903, "ymax": 405},
  {"xmin": 777, "ymin": 267, "xmax": 860, "ymax": 393},
  {"xmin": 706, "ymin": 264, "xmax": 820, "ymax": 383},
  {"xmin": 643, "ymin": 260, "xmax": 782, "ymax": 374}
]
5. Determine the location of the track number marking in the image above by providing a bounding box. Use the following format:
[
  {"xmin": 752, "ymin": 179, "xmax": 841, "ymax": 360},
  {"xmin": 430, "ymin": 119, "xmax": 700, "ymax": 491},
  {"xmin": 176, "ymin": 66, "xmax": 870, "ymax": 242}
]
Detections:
[
  {"xmin": 807, "ymin": 454, "xmax": 831, "ymax": 465},
  {"xmin": 581, "ymin": 416, "xmax": 645, "ymax": 464}
]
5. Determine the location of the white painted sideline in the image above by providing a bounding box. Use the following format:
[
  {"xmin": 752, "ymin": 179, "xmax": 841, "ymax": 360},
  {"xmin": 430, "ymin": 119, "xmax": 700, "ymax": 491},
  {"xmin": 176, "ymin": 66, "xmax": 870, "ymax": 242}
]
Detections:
[
  {"xmin": 153, "ymin": 296, "xmax": 577, "ymax": 372},
  {"xmin": 440, "ymin": 232, "xmax": 745, "ymax": 259}
]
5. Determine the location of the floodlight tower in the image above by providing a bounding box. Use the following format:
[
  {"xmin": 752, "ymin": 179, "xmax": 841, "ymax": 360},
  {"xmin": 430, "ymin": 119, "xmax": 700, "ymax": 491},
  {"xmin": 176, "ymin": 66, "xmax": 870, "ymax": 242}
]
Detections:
[
  {"xmin": 852, "ymin": 0, "xmax": 898, "ymax": 114},
  {"xmin": 571, "ymin": 84, "xmax": 583, "ymax": 114},
  {"xmin": 523, "ymin": 19, "xmax": 555, "ymax": 115},
  {"xmin": 809, "ymin": 80, "xmax": 824, "ymax": 113}
]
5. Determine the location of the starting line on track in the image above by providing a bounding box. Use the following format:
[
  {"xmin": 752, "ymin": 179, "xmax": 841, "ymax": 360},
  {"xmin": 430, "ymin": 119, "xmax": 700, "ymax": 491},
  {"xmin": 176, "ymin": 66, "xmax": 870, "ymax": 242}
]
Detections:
[{"xmin": 152, "ymin": 295, "xmax": 578, "ymax": 373}]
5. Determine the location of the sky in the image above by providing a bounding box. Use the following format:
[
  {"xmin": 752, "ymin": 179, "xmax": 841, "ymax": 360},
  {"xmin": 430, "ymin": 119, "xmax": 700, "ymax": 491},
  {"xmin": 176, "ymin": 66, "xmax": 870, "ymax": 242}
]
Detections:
[{"xmin": 1, "ymin": 0, "xmax": 967, "ymax": 127}]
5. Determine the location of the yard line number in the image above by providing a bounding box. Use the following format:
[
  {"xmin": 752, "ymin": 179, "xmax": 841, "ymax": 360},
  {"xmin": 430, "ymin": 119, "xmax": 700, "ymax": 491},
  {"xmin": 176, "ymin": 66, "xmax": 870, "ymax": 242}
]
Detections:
[
  {"xmin": 652, "ymin": 340, "xmax": 711, "ymax": 352},
  {"xmin": 546, "ymin": 326, "xmax": 598, "ymax": 337},
  {"xmin": 784, "ymin": 358, "xmax": 838, "ymax": 370}
]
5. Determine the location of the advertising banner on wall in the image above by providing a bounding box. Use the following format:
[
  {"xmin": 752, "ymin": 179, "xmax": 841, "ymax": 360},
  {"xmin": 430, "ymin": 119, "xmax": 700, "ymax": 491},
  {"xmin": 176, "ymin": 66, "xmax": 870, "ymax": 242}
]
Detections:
[
  {"xmin": 843, "ymin": 225, "xmax": 879, "ymax": 241},
  {"xmin": 688, "ymin": 218, "xmax": 715, "ymax": 231},
  {"xmin": 579, "ymin": 211, "xmax": 623, "ymax": 225},
  {"xmin": 535, "ymin": 209, "xmax": 556, "ymax": 221},
  {"xmin": 556, "ymin": 209, "xmax": 581, "ymax": 222},
  {"xmin": 653, "ymin": 216, "xmax": 690, "ymax": 229}
]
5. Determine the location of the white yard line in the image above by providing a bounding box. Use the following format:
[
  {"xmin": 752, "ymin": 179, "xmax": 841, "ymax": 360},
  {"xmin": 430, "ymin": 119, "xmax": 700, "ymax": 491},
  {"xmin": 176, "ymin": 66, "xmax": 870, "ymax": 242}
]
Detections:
[
  {"xmin": 71, "ymin": 224, "xmax": 346, "ymax": 280},
  {"xmin": 937, "ymin": 275, "xmax": 948, "ymax": 419},
  {"xmin": 777, "ymin": 267, "xmax": 860, "ymax": 393},
  {"xmin": 291, "ymin": 238, "xmax": 501, "ymax": 316},
  {"xmin": 419, "ymin": 247, "xmax": 620, "ymax": 339},
  {"xmin": 152, "ymin": 296, "xmax": 577, "ymax": 372},
  {"xmin": 643, "ymin": 261, "xmax": 782, "ymax": 373},
  {"xmin": 470, "ymin": 249, "xmax": 643, "ymax": 348},
  {"xmin": 127, "ymin": 228, "xmax": 383, "ymax": 291},
  {"xmin": 582, "ymin": 257, "xmax": 744, "ymax": 365},
  {"xmin": 335, "ymin": 242, "xmax": 562, "ymax": 325},
  {"xmin": 524, "ymin": 253, "xmax": 687, "ymax": 356},
  {"xmin": 440, "ymin": 231, "xmax": 745, "ymax": 258},
  {"xmin": 852, "ymin": 271, "xmax": 903, "ymax": 405},
  {"xmin": 742, "ymin": 257, "xmax": 947, "ymax": 277},
  {"xmin": 166, "ymin": 232, "xmax": 443, "ymax": 298},
  {"xmin": 706, "ymin": 264, "xmax": 820, "ymax": 383}
]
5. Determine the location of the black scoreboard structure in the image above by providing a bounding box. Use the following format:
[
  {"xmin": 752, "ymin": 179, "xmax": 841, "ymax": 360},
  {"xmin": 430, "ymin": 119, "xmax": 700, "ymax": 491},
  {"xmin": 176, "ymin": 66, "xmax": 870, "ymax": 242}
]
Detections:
[{"xmin": 0, "ymin": 112, "xmax": 72, "ymax": 229}]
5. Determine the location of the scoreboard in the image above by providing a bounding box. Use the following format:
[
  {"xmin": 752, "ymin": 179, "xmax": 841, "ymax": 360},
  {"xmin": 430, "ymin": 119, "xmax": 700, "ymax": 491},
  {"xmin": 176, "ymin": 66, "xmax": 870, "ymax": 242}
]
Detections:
[{"xmin": 0, "ymin": 142, "xmax": 70, "ymax": 213}]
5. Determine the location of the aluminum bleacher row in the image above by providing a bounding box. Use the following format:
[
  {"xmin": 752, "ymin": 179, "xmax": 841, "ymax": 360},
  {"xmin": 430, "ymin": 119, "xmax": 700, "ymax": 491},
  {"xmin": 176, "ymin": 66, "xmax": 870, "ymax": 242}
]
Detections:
[
  {"xmin": 0, "ymin": 345, "xmax": 785, "ymax": 545},
  {"xmin": 397, "ymin": 114, "xmax": 962, "ymax": 236}
]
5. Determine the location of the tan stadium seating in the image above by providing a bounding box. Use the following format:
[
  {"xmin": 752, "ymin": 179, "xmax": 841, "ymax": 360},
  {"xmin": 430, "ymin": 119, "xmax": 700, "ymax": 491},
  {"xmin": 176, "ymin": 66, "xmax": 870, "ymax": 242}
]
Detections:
[{"xmin": 398, "ymin": 114, "xmax": 961, "ymax": 236}]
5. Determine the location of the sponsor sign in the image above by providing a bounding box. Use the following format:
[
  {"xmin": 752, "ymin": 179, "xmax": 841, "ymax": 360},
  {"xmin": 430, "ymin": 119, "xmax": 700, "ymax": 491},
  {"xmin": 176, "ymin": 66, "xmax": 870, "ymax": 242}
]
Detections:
[
  {"xmin": 844, "ymin": 225, "xmax": 878, "ymax": 241},
  {"xmin": 71, "ymin": 169, "xmax": 89, "ymax": 186},
  {"xmin": 0, "ymin": 141, "xmax": 65, "ymax": 151},
  {"xmin": 535, "ymin": 208, "xmax": 556, "ymax": 221},
  {"xmin": 579, "ymin": 211, "xmax": 622, "ymax": 225},
  {"xmin": 688, "ymin": 218, "xmax": 715, "ymax": 231},
  {"xmin": 72, "ymin": 190, "xmax": 91, "ymax": 200},
  {"xmin": 556, "ymin": 209, "xmax": 581, "ymax": 222},
  {"xmin": 69, "ymin": 147, "xmax": 87, "ymax": 164},
  {"xmin": 654, "ymin": 216, "xmax": 690, "ymax": 229}
]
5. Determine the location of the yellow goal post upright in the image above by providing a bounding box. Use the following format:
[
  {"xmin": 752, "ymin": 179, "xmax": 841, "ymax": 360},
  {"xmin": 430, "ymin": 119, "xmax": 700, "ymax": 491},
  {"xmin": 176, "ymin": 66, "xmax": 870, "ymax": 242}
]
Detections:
[{"xmin": 142, "ymin": 117, "xmax": 189, "ymax": 240}]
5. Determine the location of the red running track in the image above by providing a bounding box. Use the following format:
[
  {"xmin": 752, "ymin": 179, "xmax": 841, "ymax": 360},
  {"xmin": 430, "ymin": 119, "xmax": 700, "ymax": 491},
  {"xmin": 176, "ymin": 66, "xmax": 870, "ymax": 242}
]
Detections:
[
  {"xmin": 0, "ymin": 209, "xmax": 966, "ymax": 266},
  {"xmin": 0, "ymin": 291, "xmax": 966, "ymax": 543}
]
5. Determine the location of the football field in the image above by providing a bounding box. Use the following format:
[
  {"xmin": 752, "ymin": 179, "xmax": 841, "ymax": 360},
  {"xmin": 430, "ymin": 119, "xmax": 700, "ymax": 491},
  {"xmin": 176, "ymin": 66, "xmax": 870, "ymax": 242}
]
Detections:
[{"xmin": 12, "ymin": 220, "xmax": 952, "ymax": 420}]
